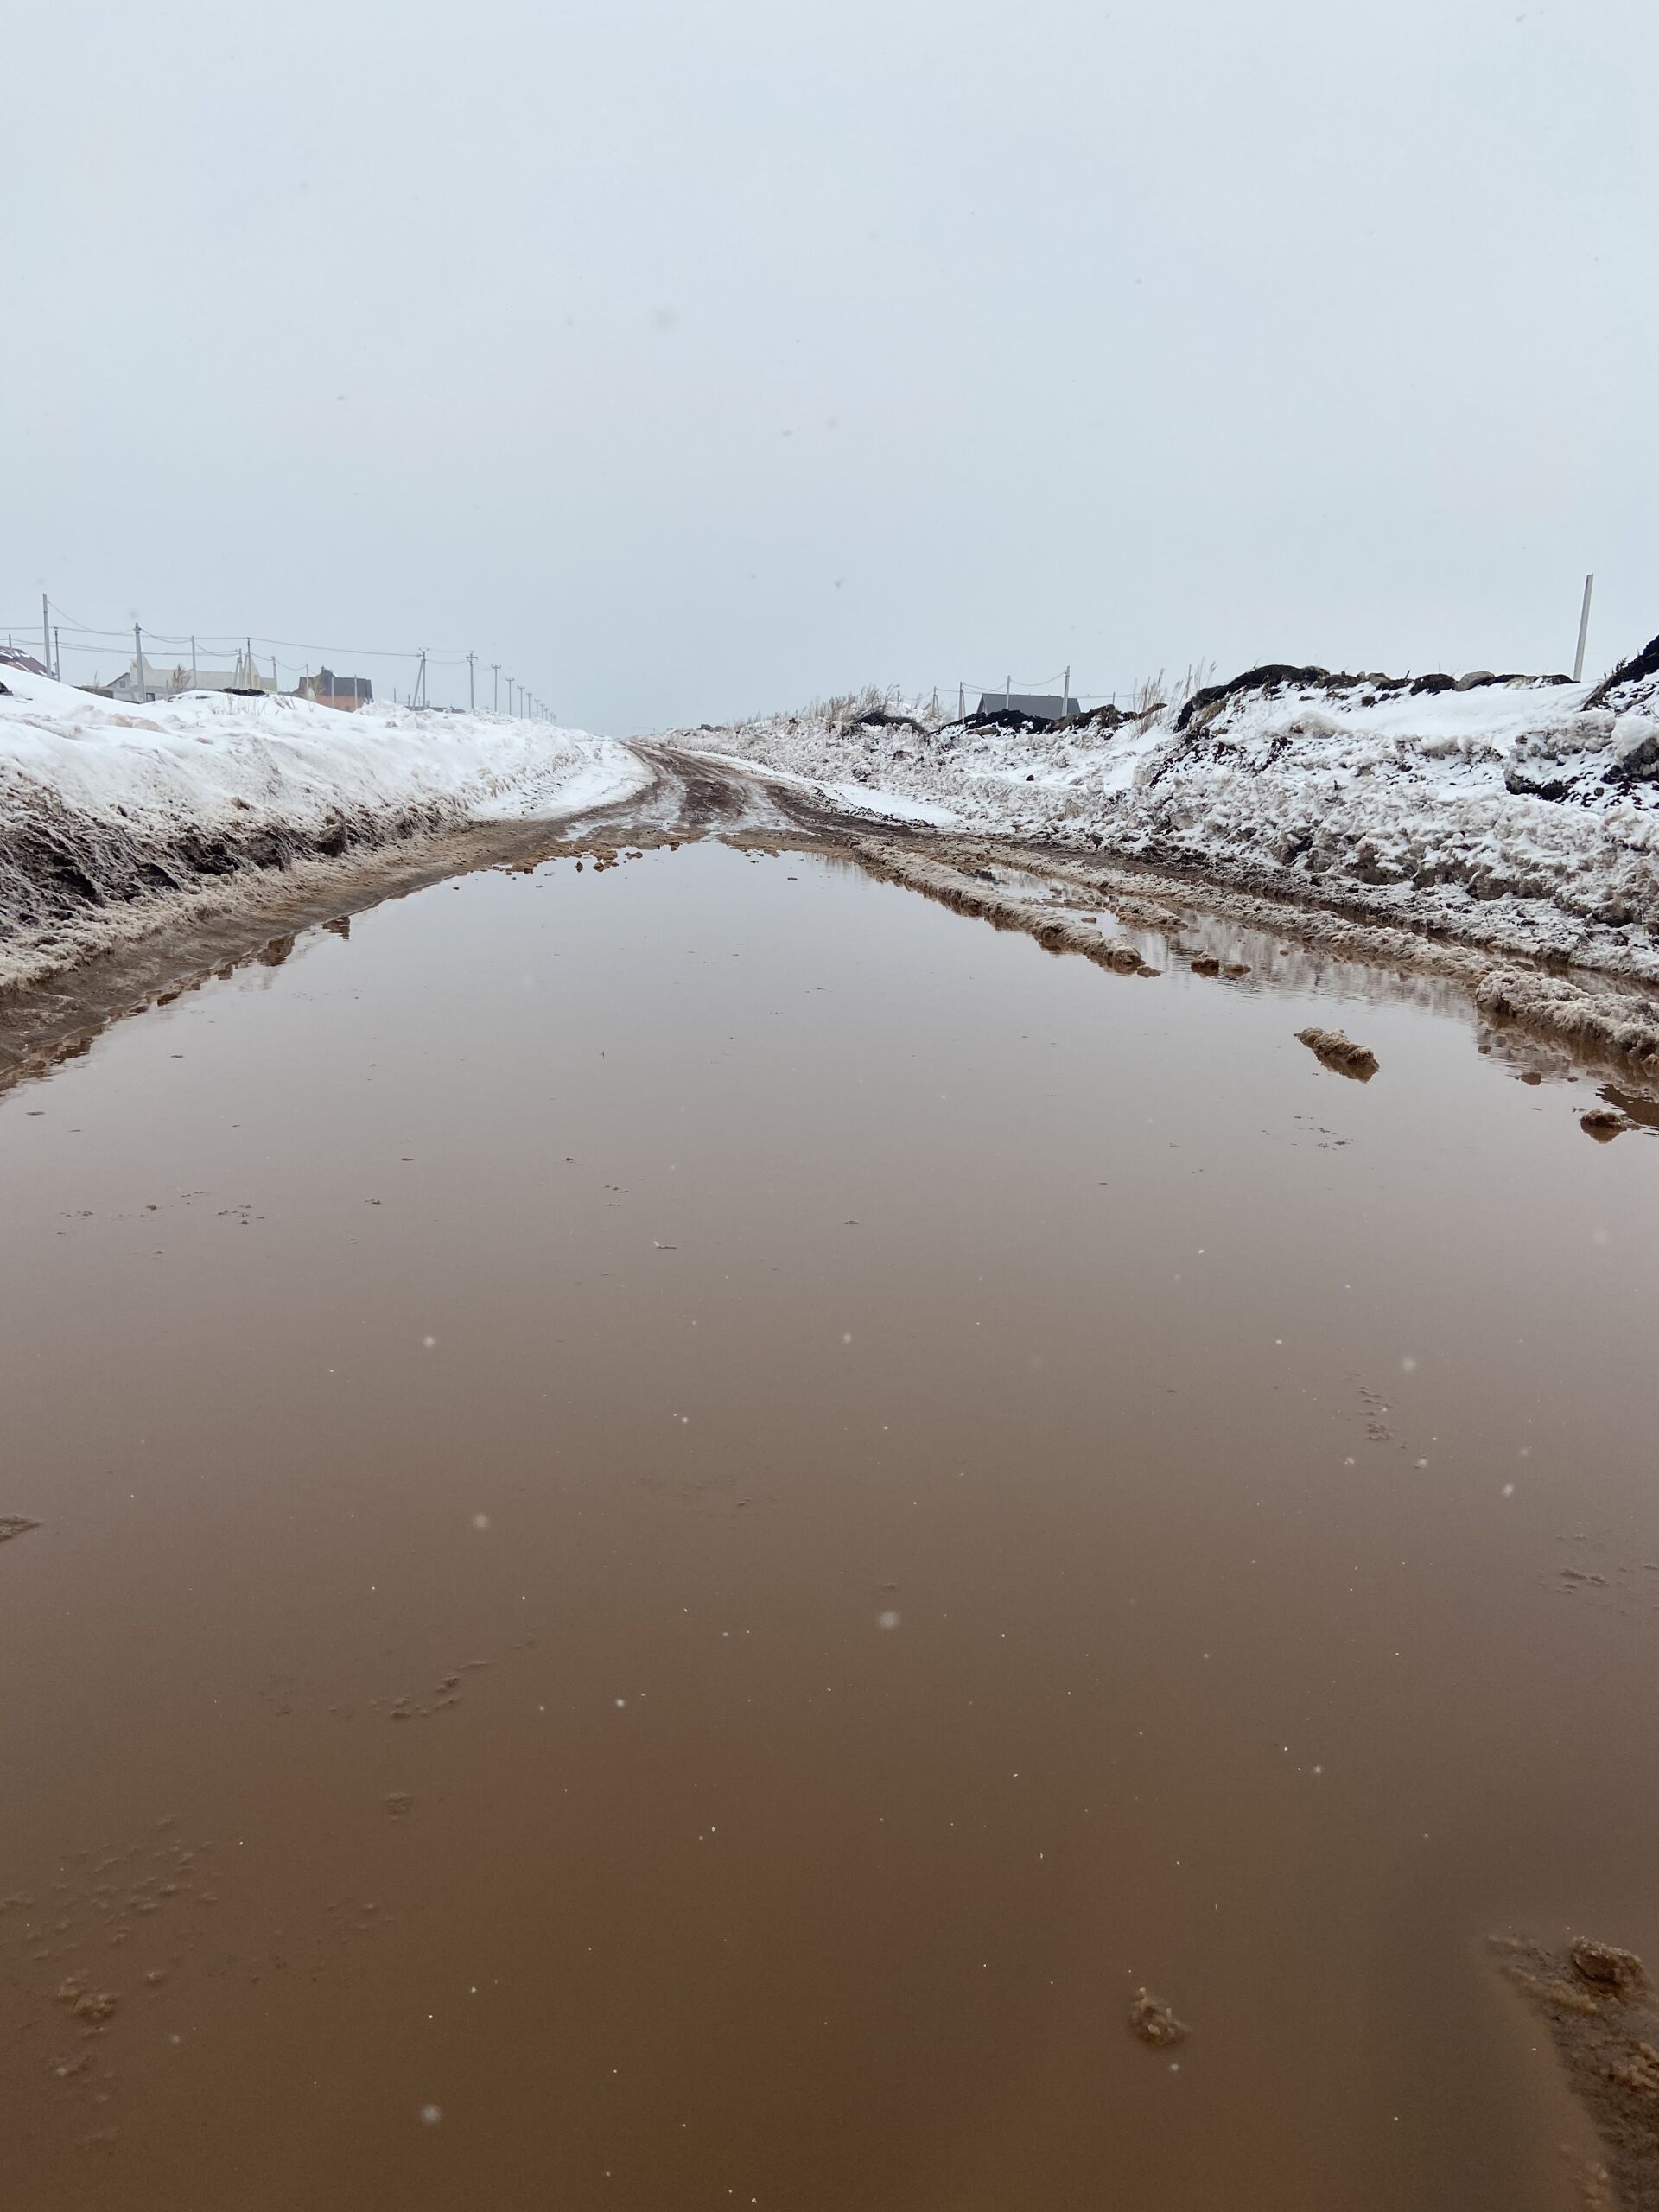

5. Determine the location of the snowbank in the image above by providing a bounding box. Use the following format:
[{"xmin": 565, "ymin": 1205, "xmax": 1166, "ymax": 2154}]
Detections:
[
  {"xmin": 0, "ymin": 664, "xmax": 648, "ymax": 988},
  {"xmin": 659, "ymin": 641, "xmax": 1659, "ymax": 981}
]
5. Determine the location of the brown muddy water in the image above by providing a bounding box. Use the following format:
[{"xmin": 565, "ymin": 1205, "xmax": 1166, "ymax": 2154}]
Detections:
[{"xmin": 2, "ymin": 839, "xmax": 1657, "ymax": 2210}]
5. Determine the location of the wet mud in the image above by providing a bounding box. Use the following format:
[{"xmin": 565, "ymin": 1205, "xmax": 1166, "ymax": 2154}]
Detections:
[
  {"xmin": 3, "ymin": 830, "xmax": 1659, "ymax": 2209},
  {"xmin": 1499, "ymin": 1937, "xmax": 1659, "ymax": 2208}
]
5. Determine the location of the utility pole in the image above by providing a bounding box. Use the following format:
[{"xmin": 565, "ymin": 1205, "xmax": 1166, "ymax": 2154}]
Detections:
[
  {"xmin": 958, "ymin": 682, "xmax": 965, "ymax": 721},
  {"xmin": 1064, "ymin": 664, "xmax": 1071, "ymax": 715},
  {"xmin": 467, "ymin": 650, "xmax": 476, "ymax": 710},
  {"xmin": 491, "ymin": 663, "xmax": 499, "ymax": 712},
  {"xmin": 41, "ymin": 593, "xmax": 50, "ymax": 672},
  {"xmin": 190, "ymin": 635, "xmax": 198, "ymax": 686},
  {"xmin": 1573, "ymin": 573, "xmax": 1595, "ymax": 683},
  {"xmin": 53, "ymin": 626, "xmax": 60, "ymax": 681},
  {"xmin": 134, "ymin": 621, "xmax": 143, "ymax": 702},
  {"xmin": 1005, "ymin": 672, "xmax": 1012, "ymax": 711}
]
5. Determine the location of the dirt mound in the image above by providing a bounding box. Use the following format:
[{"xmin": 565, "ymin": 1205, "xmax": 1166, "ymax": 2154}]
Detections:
[
  {"xmin": 1586, "ymin": 633, "xmax": 1659, "ymax": 714},
  {"xmin": 1176, "ymin": 664, "xmax": 1336, "ymax": 732}
]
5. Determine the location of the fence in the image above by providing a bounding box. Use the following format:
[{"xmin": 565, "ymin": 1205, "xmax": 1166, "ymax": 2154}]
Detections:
[{"xmin": 0, "ymin": 597, "xmax": 557, "ymax": 721}]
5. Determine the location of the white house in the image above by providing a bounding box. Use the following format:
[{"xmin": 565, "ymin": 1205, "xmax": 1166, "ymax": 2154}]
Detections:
[{"xmin": 107, "ymin": 647, "xmax": 279, "ymax": 704}]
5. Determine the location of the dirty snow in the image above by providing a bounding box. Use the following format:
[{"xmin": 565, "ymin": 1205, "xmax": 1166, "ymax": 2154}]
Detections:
[
  {"xmin": 0, "ymin": 663, "xmax": 647, "ymax": 987},
  {"xmin": 660, "ymin": 648, "xmax": 1659, "ymax": 980}
]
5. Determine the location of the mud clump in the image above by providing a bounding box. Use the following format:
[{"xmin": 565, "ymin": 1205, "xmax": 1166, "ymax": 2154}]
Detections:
[
  {"xmin": 1582, "ymin": 1109, "xmax": 1634, "ymax": 1141},
  {"xmin": 1128, "ymin": 1987, "xmax": 1190, "ymax": 2048},
  {"xmin": 1499, "ymin": 1934, "xmax": 1659, "ymax": 2207},
  {"xmin": 1574, "ymin": 1941, "xmax": 1650, "ymax": 1998},
  {"xmin": 0, "ymin": 1516, "xmax": 40, "ymax": 1543},
  {"xmin": 1296, "ymin": 1026, "xmax": 1379, "ymax": 1079}
]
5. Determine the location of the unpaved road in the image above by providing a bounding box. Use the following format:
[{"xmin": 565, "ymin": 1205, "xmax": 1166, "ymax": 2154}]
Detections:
[
  {"xmin": 2, "ymin": 836, "xmax": 1656, "ymax": 2207},
  {"xmin": 8, "ymin": 737, "xmax": 1659, "ymax": 1110}
]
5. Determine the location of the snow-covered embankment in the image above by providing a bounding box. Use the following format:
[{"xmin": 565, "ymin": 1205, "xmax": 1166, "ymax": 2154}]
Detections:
[
  {"xmin": 0, "ymin": 664, "xmax": 647, "ymax": 989},
  {"xmin": 662, "ymin": 639, "xmax": 1659, "ymax": 983}
]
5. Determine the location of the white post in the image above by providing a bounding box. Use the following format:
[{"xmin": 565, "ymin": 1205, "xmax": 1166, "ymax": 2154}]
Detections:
[{"xmin": 1573, "ymin": 573, "xmax": 1595, "ymax": 683}]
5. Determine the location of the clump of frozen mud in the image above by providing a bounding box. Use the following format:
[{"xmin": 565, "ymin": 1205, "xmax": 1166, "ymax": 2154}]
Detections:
[
  {"xmin": 1296, "ymin": 1026, "xmax": 1379, "ymax": 1078},
  {"xmin": 1128, "ymin": 1988, "xmax": 1190, "ymax": 2048},
  {"xmin": 1497, "ymin": 1933, "xmax": 1659, "ymax": 2209}
]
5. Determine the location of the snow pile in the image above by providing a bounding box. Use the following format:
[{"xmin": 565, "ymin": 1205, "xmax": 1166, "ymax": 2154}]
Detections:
[
  {"xmin": 664, "ymin": 643, "xmax": 1659, "ymax": 977},
  {"xmin": 0, "ymin": 663, "xmax": 646, "ymax": 986}
]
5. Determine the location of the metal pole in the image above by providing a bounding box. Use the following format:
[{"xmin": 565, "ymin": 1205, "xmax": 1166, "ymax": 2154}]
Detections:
[
  {"xmin": 1573, "ymin": 573, "xmax": 1595, "ymax": 683},
  {"xmin": 958, "ymin": 682, "xmax": 964, "ymax": 721},
  {"xmin": 491, "ymin": 664, "xmax": 499, "ymax": 712},
  {"xmin": 134, "ymin": 622, "xmax": 143, "ymax": 701},
  {"xmin": 1005, "ymin": 672, "xmax": 1011, "ymax": 710},
  {"xmin": 41, "ymin": 594, "xmax": 50, "ymax": 672},
  {"xmin": 467, "ymin": 651, "xmax": 476, "ymax": 710},
  {"xmin": 53, "ymin": 626, "xmax": 60, "ymax": 681},
  {"xmin": 1064, "ymin": 664, "xmax": 1071, "ymax": 716}
]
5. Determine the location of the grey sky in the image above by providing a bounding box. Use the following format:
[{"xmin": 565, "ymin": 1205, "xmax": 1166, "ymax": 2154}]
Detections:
[{"xmin": 4, "ymin": 0, "xmax": 1655, "ymax": 730}]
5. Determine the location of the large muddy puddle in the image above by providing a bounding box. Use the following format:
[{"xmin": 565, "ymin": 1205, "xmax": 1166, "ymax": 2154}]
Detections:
[{"xmin": 3, "ymin": 841, "xmax": 1657, "ymax": 2208}]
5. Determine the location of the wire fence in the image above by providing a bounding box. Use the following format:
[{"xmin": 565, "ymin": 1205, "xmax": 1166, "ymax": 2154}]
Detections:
[
  {"xmin": 0, "ymin": 600, "xmax": 556, "ymax": 719},
  {"xmin": 3, "ymin": 605, "xmax": 1171, "ymax": 727}
]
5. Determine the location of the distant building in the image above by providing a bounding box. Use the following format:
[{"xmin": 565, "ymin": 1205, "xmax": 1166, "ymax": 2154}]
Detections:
[
  {"xmin": 0, "ymin": 646, "xmax": 53, "ymax": 680},
  {"xmin": 109, "ymin": 647, "xmax": 277, "ymax": 704},
  {"xmin": 976, "ymin": 690, "xmax": 1079, "ymax": 721},
  {"xmin": 297, "ymin": 668, "xmax": 373, "ymax": 712}
]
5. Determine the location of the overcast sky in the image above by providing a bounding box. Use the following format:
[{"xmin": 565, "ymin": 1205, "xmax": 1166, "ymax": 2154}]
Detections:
[{"xmin": 3, "ymin": 0, "xmax": 1655, "ymax": 729}]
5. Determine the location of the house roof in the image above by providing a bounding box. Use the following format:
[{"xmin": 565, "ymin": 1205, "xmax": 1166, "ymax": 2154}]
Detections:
[{"xmin": 975, "ymin": 692, "xmax": 1078, "ymax": 721}]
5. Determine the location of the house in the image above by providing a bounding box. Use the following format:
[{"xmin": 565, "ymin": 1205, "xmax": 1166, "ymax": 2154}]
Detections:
[
  {"xmin": 109, "ymin": 647, "xmax": 277, "ymax": 703},
  {"xmin": 976, "ymin": 690, "xmax": 1079, "ymax": 721},
  {"xmin": 297, "ymin": 668, "xmax": 373, "ymax": 712}
]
